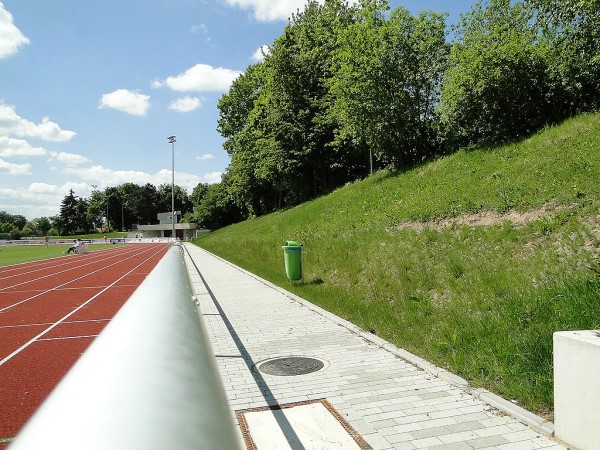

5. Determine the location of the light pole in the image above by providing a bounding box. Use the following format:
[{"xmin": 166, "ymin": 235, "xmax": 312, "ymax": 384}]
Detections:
[{"xmin": 167, "ymin": 135, "xmax": 176, "ymax": 240}]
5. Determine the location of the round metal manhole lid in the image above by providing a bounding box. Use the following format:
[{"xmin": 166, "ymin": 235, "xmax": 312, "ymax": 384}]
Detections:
[{"xmin": 257, "ymin": 357, "xmax": 325, "ymax": 376}]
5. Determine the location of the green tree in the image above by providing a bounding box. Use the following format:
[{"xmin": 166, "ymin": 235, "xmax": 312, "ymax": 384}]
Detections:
[
  {"xmin": 156, "ymin": 184, "xmax": 192, "ymax": 218},
  {"xmin": 87, "ymin": 190, "xmax": 105, "ymax": 231},
  {"xmin": 103, "ymin": 186, "xmax": 121, "ymax": 232},
  {"xmin": 190, "ymin": 183, "xmax": 210, "ymax": 207},
  {"xmin": 50, "ymin": 215, "xmax": 64, "ymax": 236},
  {"xmin": 265, "ymin": 0, "xmax": 365, "ymax": 202},
  {"xmin": 118, "ymin": 183, "xmax": 146, "ymax": 228},
  {"xmin": 193, "ymin": 181, "xmax": 243, "ymax": 230},
  {"xmin": 331, "ymin": 2, "xmax": 448, "ymax": 167},
  {"xmin": 31, "ymin": 216, "xmax": 52, "ymax": 236},
  {"xmin": 60, "ymin": 189, "xmax": 80, "ymax": 235},
  {"xmin": 528, "ymin": 0, "xmax": 600, "ymax": 118},
  {"xmin": 439, "ymin": 0, "xmax": 551, "ymax": 147},
  {"xmin": 218, "ymin": 63, "xmax": 277, "ymax": 216},
  {"xmin": 0, "ymin": 211, "xmax": 27, "ymax": 232},
  {"xmin": 76, "ymin": 197, "xmax": 90, "ymax": 233}
]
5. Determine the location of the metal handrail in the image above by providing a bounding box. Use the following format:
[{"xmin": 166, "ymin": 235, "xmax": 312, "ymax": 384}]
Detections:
[{"xmin": 10, "ymin": 245, "xmax": 240, "ymax": 450}]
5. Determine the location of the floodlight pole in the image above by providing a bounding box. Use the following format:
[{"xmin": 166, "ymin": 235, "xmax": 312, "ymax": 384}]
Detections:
[{"xmin": 168, "ymin": 136, "xmax": 176, "ymax": 240}]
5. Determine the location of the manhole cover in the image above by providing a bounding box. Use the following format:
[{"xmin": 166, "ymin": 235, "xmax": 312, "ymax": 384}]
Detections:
[{"xmin": 257, "ymin": 357, "xmax": 325, "ymax": 376}]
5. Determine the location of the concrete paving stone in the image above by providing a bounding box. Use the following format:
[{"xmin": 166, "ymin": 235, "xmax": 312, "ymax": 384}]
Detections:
[
  {"xmin": 429, "ymin": 442, "xmax": 473, "ymax": 450},
  {"xmin": 466, "ymin": 434, "xmax": 511, "ymax": 448},
  {"xmin": 445, "ymin": 420, "xmax": 485, "ymax": 433},
  {"xmin": 380, "ymin": 422, "xmax": 424, "ymax": 434},
  {"xmin": 386, "ymin": 396, "xmax": 432, "ymax": 408},
  {"xmin": 495, "ymin": 441, "xmax": 546, "ymax": 450},
  {"xmin": 422, "ymin": 399, "xmax": 467, "ymax": 413},
  {"xmin": 391, "ymin": 442, "xmax": 418, "ymax": 450},
  {"xmin": 350, "ymin": 406, "xmax": 385, "ymax": 415},
  {"xmin": 459, "ymin": 404, "xmax": 489, "ymax": 415},
  {"xmin": 478, "ymin": 416, "xmax": 515, "ymax": 427},
  {"xmin": 410, "ymin": 425, "xmax": 453, "ymax": 439},
  {"xmin": 362, "ymin": 433, "xmax": 394, "ymax": 449},
  {"xmin": 399, "ymin": 405, "xmax": 439, "ymax": 416},
  {"xmin": 450, "ymin": 412, "xmax": 493, "ymax": 424},
  {"xmin": 418, "ymin": 390, "xmax": 452, "ymax": 400},
  {"xmin": 472, "ymin": 424, "xmax": 514, "ymax": 438},
  {"xmin": 372, "ymin": 418, "xmax": 402, "ymax": 429},
  {"xmin": 395, "ymin": 413, "xmax": 434, "ymax": 426},
  {"xmin": 506, "ymin": 421, "xmax": 529, "ymax": 431},
  {"xmin": 504, "ymin": 429, "xmax": 547, "ymax": 443},
  {"xmin": 386, "ymin": 432, "xmax": 414, "ymax": 444},
  {"xmin": 411, "ymin": 435, "xmax": 445, "ymax": 448},
  {"xmin": 426, "ymin": 407, "xmax": 471, "ymax": 421},
  {"xmin": 379, "ymin": 409, "xmax": 410, "ymax": 421},
  {"xmin": 439, "ymin": 430, "xmax": 485, "ymax": 444},
  {"xmin": 344, "ymin": 418, "xmax": 378, "ymax": 435},
  {"xmin": 416, "ymin": 417, "xmax": 459, "ymax": 429}
]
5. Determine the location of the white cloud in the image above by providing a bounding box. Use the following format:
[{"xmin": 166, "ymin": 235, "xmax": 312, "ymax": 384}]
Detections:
[
  {"xmin": 168, "ymin": 96, "xmax": 202, "ymax": 113},
  {"xmin": 28, "ymin": 182, "xmax": 59, "ymax": 194},
  {"xmin": 222, "ymin": 0, "xmax": 310, "ymax": 21},
  {"xmin": 98, "ymin": 89, "xmax": 151, "ymax": 116},
  {"xmin": 0, "ymin": 103, "xmax": 76, "ymax": 142},
  {"xmin": 251, "ymin": 44, "xmax": 270, "ymax": 62},
  {"xmin": 0, "ymin": 158, "xmax": 31, "ymax": 175},
  {"xmin": 153, "ymin": 64, "xmax": 242, "ymax": 93},
  {"xmin": 0, "ymin": 137, "xmax": 46, "ymax": 157},
  {"xmin": 0, "ymin": 187, "xmax": 52, "ymax": 219},
  {"xmin": 223, "ymin": 0, "xmax": 363, "ymax": 22},
  {"xmin": 0, "ymin": 3, "xmax": 29, "ymax": 58},
  {"xmin": 202, "ymin": 171, "xmax": 222, "ymax": 184},
  {"xmin": 195, "ymin": 153, "xmax": 215, "ymax": 161},
  {"xmin": 155, "ymin": 168, "xmax": 203, "ymax": 190},
  {"xmin": 48, "ymin": 151, "xmax": 90, "ymax": 166}
]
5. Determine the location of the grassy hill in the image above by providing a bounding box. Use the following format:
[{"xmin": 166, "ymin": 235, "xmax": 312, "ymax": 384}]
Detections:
[{"xmin": 194, "ymin": 112, "xmax": 600, "ymax": 416}]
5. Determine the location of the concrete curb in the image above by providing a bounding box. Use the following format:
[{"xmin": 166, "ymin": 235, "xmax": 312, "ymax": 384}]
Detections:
[{"xmin": 185, "ymin": 244, "xmax": 556, "ymax": 440}]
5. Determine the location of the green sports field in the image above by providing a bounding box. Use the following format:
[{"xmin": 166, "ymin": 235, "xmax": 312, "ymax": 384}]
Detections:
[{"xmin": 0, "ymin": 244, "xmax": 118, "ymax": 267}]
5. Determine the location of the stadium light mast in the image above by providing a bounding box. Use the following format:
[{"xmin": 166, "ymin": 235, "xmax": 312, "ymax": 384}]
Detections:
[{"xmin": 167, "ymin": 135, "xmax": 176, "ymax": 240}]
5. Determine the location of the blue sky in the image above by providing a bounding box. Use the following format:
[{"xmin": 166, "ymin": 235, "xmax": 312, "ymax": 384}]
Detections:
[{"xmin": 1, "ymin": 0, "xmax": 473, "ymax": 220}]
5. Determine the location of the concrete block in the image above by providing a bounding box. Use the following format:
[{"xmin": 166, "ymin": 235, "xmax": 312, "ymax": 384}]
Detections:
[{"xmin": 554, "ymin": 330, "xmax": 600, "ymax": 450}]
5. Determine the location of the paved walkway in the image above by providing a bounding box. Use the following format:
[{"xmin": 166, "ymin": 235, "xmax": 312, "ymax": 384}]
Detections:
[{"xmin": 182, "ymin": 244, "xmax": 566, "ymax": 450}]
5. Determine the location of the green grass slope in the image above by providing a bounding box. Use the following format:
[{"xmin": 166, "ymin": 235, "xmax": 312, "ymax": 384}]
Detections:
[{"xmin": 195, "ymin": 113, "xmax": 600, "ymax": 416}]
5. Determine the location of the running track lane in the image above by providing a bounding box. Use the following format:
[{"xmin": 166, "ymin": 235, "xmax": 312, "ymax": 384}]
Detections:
[{"xmin": 0, "ymin": 243, "xmax": 170, "ymax": 446}]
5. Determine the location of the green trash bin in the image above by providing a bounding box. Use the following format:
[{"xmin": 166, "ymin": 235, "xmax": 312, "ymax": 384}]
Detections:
[{"xmin": 282, "ymin": 240, "xmax": 303, "ymax": 281}]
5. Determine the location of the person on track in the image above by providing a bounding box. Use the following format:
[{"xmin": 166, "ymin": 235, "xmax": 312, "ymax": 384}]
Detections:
[{"xmin": 65, "ymin": 239, "xmax": 81, "ymax": 254}]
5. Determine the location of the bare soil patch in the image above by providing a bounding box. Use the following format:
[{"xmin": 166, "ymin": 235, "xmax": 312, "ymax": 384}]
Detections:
[{"xmin": 396, "ymin": 204, "xmax": 566, "ymax": 231}]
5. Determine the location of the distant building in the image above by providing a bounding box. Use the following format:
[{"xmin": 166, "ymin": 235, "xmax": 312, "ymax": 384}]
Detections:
[{"xmin": 134, "ymin": 211, "xmax": 199, "ymax": 240}]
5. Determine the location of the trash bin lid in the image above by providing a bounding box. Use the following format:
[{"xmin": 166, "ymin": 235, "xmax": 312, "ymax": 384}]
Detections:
[{"xmin": 283, "ymin": 240, "xmax": 301, "ymax": 247}]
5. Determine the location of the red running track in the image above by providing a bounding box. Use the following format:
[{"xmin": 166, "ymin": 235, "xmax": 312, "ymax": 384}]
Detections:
[{"xmin": 0, "ymin": 243, "xmax": 170, "ymax": 447}]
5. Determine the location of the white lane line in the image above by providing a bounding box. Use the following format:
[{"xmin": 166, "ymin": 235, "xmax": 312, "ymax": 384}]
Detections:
[
  {"xmin": 37, "ymin": 335, "xmax": 99, "ymax": 342},
  {"xmin": 0, "ymin": 246, "xmax": 164, "ymax": 313},
  {"xmin": 0, "ymin": 319, "xmax": 110, "ymax": 330},
  {"xmin": 0, "ymin": 284, "xmax": 139, "ymax": 294},
  {"xmin": 0, "ymin": 245, "xmax": 167, "ymax": 367}
]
